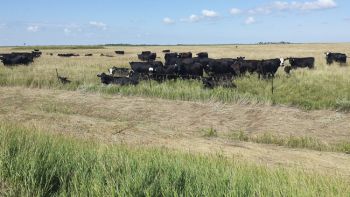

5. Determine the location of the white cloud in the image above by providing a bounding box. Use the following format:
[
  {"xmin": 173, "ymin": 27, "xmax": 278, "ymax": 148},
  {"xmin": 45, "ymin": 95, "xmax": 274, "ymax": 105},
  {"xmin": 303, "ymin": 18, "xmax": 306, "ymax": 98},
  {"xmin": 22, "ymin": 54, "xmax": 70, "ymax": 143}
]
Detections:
[
  {"xmin": 181, "ymin": 9, "xmax": 219, "ymax": 23},
  {"xmin": 245, "ymin": 17, "xmax": 256, "ymax": 25},
  {"xmin": 27, "ymin": 25, "xmax": 39, "ymax": 32},
  {"xmin": 202, "ymin": 9, "xmax": 218, "ymax": 18},
  {"xmin": 249, "ymin": 0, "xmax": 337, "ymax": 15},
  {"xmin": 249, "ymin": 7, "xmax": 272, "ymax": 14},
  {"xmin": 64, "ymin": 28, "xmax": 71, "ymax": 34},
  {"xmin": 298, "ymin": 0, "xmax": 337, "ymax": 10},
  {"xmin": 181, "ymin": 14, "xmax": 201, "ymax": 23},
  {"xmin": 230, "ymin": 8, "xmax": 242, "ymax": 15},
  {"xmin": 63, "ymin": 24, "xmax": 82, "ymax": 35},
  {"xmin": 272, "ymin": 0, "xmax": 337, "ymax": 11},
  {"xmin": 189, "ymin": 14, "xmax": 201, "ymax": 22},
  {"xmin": 89, "ymin": 21, "xmax": 107, "ymax": 30},
  {"xmin": 163, "ymin": 17, "xmax": 175, "ymax": 24}
]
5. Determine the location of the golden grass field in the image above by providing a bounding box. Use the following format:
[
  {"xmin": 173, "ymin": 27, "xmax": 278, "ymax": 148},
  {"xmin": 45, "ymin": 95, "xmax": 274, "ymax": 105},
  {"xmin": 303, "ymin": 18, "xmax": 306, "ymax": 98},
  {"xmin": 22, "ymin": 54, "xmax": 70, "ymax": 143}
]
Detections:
[
  {"xmin": 1, "ymin": 43, "xmax": 350, "ymax": 109},
  {"xmin": 1, "ymin": 44, "xmax": 350, "ymax": 195}
]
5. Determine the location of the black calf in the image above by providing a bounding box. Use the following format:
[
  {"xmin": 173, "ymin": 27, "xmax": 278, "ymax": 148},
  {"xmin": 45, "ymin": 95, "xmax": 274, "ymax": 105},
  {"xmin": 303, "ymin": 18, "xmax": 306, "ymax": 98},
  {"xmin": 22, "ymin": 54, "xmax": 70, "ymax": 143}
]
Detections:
[{"xmin": 97, "ymin": 73, "xmax": 138, "ymax": 86}]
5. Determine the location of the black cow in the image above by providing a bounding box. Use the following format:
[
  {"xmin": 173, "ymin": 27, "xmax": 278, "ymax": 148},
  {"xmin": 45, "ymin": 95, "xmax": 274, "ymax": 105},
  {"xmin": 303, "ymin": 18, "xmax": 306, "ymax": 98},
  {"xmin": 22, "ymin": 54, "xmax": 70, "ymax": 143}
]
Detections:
[
  {"xmin": 130, "ymin": 61, "xmax": 163, "ymax": 75},
  {"xmin": 3, "ymin": 51, "xmax": 40, "ymax": 59},
  {"xmin": 205, "ymin": 58, "xmax": 237, "ymax": 79},
  {"xmin": 287, "ymin": 57, "xmax": 315, "ymax": 70},
  {"xmin": 0, "ymin": 52, "xmax": 39, "ymax": 66},
  {"xmin": 325, "ymin": 52, "xmax": 347, "ymax": 65},
  {"xmin": 150, "ymin": 64, "xmax": 179, "ymax": 81},
  {"xmin": 115, "ymin": 51, "xmax": 125, "ymax": 55},
  {"xmin": 202, "ymin": 77, "xmax": 237, "ymax": 89},
  {"xmin": 175, "ymin": 58, "xmax": 205, "ymax": 79},
  {"xmin": 31, "ymin": 50, "xmax": 42, "ymax": 58},
  {"xmin": 164, "ymin": 52, "xmax": 179, "ymax": 66},
  {"xmin": 0, "ymin": 54, "xmax": 34, "ymax": 66},
  {"xmin": 138, "ymin": 51, "xmax": 156, "ymax": 61},
  {"xmin": 231, "ymin": 58, "xmax": 262, "ymax": 76},
  {"xmin": 100, "ymin": 54, "xmax": 114, "ymax": 57},
  {"xmin": 58, "ymin": 53, "xmax": 79, "ymax": 57},
  {"xmin": 109, "ymin": 67, "xmax": 130, "ymax": 76},
  {"xmin": 231, "ymin": 57, "xmax": 258, "ymax": 76},
  {"xmin": 97, "ymin": 73, "xmax": 138, "ymax": 86},
  {"xmin": 178, "ymin": 52, "xmax": 192, "ymax": 59},
  {"xmin": 197, "ymin": 52, "xmax": 208, "ymax": 59},
  {"xmin": 85, "ymin": 54, "xmax": 93, "ymax": 56},
  {"xmin": 257, "ymin": 58, "xmax": 284, "ymax": 78},
  {"xmin": 162, "ymin": 50, "xmax": 170, "ymax": 53},
  {"xmin": 239, "ymin": 59, "xmax": 260, "ymax": 74}
]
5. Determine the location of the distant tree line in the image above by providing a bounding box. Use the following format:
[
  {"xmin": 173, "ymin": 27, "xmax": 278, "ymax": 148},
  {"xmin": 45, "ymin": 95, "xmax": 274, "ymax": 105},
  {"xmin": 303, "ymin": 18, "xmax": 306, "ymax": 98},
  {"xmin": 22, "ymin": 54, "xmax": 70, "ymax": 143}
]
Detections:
[{"xmin": 257, "ymin": 41, "xmax": 292, "ymax": 45}]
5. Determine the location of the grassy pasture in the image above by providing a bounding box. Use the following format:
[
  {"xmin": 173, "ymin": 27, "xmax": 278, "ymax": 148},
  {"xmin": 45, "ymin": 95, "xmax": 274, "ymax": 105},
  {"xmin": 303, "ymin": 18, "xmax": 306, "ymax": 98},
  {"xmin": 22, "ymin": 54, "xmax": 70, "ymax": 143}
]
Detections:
[
  {"xmin": 1, "ymin": 123, "xmax": 350, "ymax": 196},
  {"xmin": 1, "ymin": 44, "xmax": 350, "ymax": 196},
  {"xmin": 0, "ymin": 44, "xmax": 350, "ymax": 110}
]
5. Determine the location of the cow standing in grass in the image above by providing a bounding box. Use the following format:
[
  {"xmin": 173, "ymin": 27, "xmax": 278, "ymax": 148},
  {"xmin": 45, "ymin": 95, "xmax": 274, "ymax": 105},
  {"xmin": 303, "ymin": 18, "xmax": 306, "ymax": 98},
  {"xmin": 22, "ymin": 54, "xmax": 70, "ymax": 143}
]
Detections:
[
  {"xmin": 204, "ymin": 58, "xmax": 237, "ymax": 80},
  {"xmin": 284, "ymin": 57, "xmax": 315, "ymax": 74},
  {"xmin": 257, "ymin": 58, "xmax": 284, "ymax": 79},
  {"xmin": 325, "ymin": 52, "xmax": 347, "ymax": 65},
  {"xmin": 0, "ymin": 53, "xmax": 35, "ymax": 66}
]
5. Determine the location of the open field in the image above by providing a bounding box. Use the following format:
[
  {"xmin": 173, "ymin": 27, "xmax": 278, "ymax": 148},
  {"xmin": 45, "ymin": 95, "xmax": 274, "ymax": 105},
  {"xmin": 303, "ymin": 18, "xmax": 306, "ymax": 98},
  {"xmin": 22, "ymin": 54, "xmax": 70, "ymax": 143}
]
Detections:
[
  {"xmin": 0, "ymin": 44, "xmax": 350, "ymax": 110},
  {"xmin": 1, "ymin": 44, "xmax": 350, "ymax": 195}
]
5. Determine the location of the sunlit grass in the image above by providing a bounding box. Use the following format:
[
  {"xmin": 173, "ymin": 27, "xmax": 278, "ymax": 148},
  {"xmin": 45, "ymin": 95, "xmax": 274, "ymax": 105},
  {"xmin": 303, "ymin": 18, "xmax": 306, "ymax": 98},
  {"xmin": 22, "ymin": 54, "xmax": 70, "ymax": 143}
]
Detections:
[
  {"xmin": 0, "ymin": 44, "xmax": 349, "ymax": 110},
  {"xmin": 1, "ymin": 123, "xmax": 349, "ymax": 196},
  {"xmin": 228, "ymin": 131, "xmax": 350, "ymax": 154}
]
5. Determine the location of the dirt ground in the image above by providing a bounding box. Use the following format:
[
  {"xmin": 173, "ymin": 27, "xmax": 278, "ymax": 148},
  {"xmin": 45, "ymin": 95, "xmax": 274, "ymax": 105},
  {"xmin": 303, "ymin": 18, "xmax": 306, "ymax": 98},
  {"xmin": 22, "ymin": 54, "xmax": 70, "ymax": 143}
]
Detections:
[{"xmin": 1, "ymin": 86, "xmax": 350, "ymax": 177}]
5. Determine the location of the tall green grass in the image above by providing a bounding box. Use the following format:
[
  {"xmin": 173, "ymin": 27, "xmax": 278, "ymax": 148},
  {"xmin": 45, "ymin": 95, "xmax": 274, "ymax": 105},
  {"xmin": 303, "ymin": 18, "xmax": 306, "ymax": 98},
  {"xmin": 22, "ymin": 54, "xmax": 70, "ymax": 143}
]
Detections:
[
  {"xmin": 1, "ymin": 124, "xmax": 349, "ymax": 196},
  {"xmin": 1, "ymin": 62, "xmax": 350, "ymax": 110},
  {"xmin": 229, "ymin": 131, "xmax": 350, "ymax": 154}
]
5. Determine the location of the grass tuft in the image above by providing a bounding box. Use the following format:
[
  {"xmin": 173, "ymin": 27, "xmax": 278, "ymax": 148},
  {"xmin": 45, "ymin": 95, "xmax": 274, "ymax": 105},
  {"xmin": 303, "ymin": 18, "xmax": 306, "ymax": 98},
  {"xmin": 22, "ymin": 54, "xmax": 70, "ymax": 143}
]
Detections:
[{"xmin": 202, "ymin": 127, "xmax": 218, "ymax": 137}]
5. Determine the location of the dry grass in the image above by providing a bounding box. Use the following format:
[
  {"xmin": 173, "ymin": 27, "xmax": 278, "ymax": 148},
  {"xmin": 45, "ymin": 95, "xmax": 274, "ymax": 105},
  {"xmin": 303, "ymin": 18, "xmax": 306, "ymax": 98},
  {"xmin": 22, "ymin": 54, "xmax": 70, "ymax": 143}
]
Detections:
[
  {"xmin": 1, "ymin": 44, "xmax": 350, "ymax": 195},
  {"xmin": 1, "ymin": 86, "xmax": 350, "ymax": 177},
  {"xmin": 0, "ymin": 44, "xmax": 350, "ymax": 110}
]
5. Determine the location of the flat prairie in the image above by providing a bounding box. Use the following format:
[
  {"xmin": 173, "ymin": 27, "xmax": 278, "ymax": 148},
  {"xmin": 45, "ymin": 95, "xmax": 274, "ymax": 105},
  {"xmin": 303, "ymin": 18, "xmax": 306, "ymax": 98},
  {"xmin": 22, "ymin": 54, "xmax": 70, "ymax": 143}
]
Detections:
[{"xmin": 1, "ymin": 44, "xmax": 350, "ymax": 196}]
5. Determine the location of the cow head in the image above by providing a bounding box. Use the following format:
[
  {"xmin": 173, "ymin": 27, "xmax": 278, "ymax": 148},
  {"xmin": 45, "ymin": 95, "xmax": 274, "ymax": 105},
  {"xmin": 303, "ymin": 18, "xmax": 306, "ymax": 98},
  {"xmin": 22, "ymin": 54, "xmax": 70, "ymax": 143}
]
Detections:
[
  {"xmin": 109, "ymin": 68, "xmax": 114, "ymax": 75},
  {"xmin": 97, "ymin": 72, "xmax": 107, "ymax": 78},
  {"xmin": 237, "ymin": 57, "xmax": 245, "ymax": 61},
  {"xmin": 325, "ymin": 52, "xmax": 331, "ymax": 56},
  {"xmin": 279, "ymin": 58, "xmax": 285, "ymax": 66}
]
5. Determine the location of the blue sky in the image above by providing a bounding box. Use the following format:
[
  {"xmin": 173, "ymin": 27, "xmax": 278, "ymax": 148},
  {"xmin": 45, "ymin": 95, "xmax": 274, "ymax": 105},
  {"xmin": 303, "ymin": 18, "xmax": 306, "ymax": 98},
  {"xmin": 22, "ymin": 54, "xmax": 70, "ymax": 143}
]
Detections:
[{"xmin": 0, "ymin": 0, "xmax": 349, "ymax": 45}]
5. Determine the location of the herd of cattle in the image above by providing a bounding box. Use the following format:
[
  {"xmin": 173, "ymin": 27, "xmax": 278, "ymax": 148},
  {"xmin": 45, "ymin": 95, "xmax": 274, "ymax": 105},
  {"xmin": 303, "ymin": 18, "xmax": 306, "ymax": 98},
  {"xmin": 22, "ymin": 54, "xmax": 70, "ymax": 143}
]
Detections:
[
  {"xmin": 0, "ymin": 49, "xmax": 348, "ymax": 89},
  {"xmin": 97, "ymin": 50, "xmax": 348, "ymax": 88}
]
